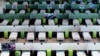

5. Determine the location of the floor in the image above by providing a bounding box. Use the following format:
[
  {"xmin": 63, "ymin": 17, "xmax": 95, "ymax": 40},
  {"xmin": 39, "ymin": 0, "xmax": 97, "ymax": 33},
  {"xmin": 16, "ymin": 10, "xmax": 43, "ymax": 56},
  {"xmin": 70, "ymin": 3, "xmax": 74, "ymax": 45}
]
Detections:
[
  {"xmin": 0, "ymin": 0, "xmax": 5, "ymax": 9},
  {"xmin": 0, "ymin": 38, "xmax": 99, "ymax": 43}
]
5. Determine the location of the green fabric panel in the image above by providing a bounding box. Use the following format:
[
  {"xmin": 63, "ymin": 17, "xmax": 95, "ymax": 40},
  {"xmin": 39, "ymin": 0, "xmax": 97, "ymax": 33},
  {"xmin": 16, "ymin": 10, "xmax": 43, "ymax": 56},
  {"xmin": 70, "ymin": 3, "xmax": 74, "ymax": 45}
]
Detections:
[
  {"xmin": 65, "ymin": 31, "xmax": 69, "ymax": 39},
  {"xmin": 48, "ymin": 30, "xmax": 52, "ymax": 39},
  {"xmin": 93, "ymin": 30, "xmax": 97, "ymax": 38},
  {"xmin": 54, "ymin": 18, "xmax": 58, "ymax": 24},
  {"xmin": 79, "ymin": 18, "xmax": 82, "ymax": 24},
  {"xmin": 68, "ymin": 49, "xmax": 73, "ymax": 56},
  {"xmin": 15, "ymin": 51, "xmax": 21, "ymax": 56},
  {"xmin": 4, "ymin": 30, "xmax": 8, "ymax": 39},
  {"xmin": 20, "ymin": 31, "xmax": 25, "ymax": 38},
  {"xmin": 42, "ymin": 18, "xmax": 46, "ymax": 24},
  {"xmin": 93, "ymin": 18, "xmax": 97, "ymax": 24},
  {"xmin": 9, "ymin": 18, "xmax": 13, "ymax": 24},
  {"xmin": 47, "ymin": 49, "xmax": 51, "ymax": 56}
]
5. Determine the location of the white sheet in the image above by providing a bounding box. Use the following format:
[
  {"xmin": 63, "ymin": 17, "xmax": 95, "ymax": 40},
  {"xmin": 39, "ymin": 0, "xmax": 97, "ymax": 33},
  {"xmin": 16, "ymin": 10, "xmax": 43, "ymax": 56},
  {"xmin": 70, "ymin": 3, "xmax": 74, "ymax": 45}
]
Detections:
[
  {"xmin": 1, "ymin": 51, "xmax": 9, "ymax": 56},
  {"xmin": 9, "ymin": 32, "xmax": 18, "ymax": 40},
  {"xmin": 22, "ymin": 51, "xmax": 30, "ymax": 56},
  {"xmin": 27, "ymin": 32, "xmax": 34, "ymax": 40},
  {"xmin": 37, "ymin": 51, "xmax": 46, "ymax": 56},
  {"xmin": 57, "ymin": 32, "xmax": 64, "ymax": 40}
]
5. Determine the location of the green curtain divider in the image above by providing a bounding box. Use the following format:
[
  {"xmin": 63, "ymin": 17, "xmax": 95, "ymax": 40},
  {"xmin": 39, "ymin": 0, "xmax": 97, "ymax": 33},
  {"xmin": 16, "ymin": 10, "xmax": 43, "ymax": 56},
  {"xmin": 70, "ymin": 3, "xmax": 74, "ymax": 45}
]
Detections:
[
  {"xmin": 93, "ymin": 18, "xmax": 96, "ymax": 24},
  {"xmin": 47, "ymin": 49, "xmax": 51, "ymax": 56},
  {"xmin": 80, "ymin": 9, "xmax": 84, "ymax": 13},
  {"xmin": 48, "ymin": 9, "xmax": 51, "ymax": 13},
  {"xmin": 20, "ymin": 31, "xmax": 25, "ymax": 39},
  {"xmin": 65, "ymin": 31, "xmax": 69, "ymax": 39},
  {"xmin": 4, "ymin": 30, "xmax": 8, "ymax": 39},
  {"xmin": 59, "ymin": 0, "xmax": 62, "ymax": 4},
  {"xmin": 61, "ymin": 9, "xmax": 65, "ymax": 13},
  {"xmin": 84, "ymin": 0, "xmax": 88, "ymax": 4},
  {"xmin": 42, "ymin": 18, "xmax": 46, "ymax": 24},
  {"xmin": 27, "ymin": 8, "xmax": 30, "ymax": 13},
  {"xmin": 54, "ymin": 18, "xmax": 58, "ymax": 24},
  {"xmin": 68, "ymin": 49, "xmax": 73, "ymax": 56},
  {"xmin": 29, "ymin": 0, "xmax": 32, "ymax": 4},
  {"xmin": 10, "ymin": 0, "xmax": 13, "ymax": 4},
  {"xmin": 93, "ymin": 30, "xmax": 97, "ymax": 38},
  {"xmin": 16, "ymin": 9, "xmax": 19, "ymax": 13},
  {"xmin": 79, "ymin": 18, "xmax": 82, "ymax": 24},
  {"xmin": 94, "ymin": 9, "xmax": 97, "ymax": 13},
  {"xmin": 19, "ymin": 19, "xmax": 23, "ymax": 24},
  {"xmin": 68, "ymin": 0, "xmax": 71, "ymax": 4},
  {"xmin": 15, "ymin": 51, "xmax": 20, "ymax": 56},
  {"xmin": 48, "ymin": 30, "xmax": 52, "ymax": 39},
  {"xmin": 9, "ymin": 18, "xmax": 13, "ymax": 24}
]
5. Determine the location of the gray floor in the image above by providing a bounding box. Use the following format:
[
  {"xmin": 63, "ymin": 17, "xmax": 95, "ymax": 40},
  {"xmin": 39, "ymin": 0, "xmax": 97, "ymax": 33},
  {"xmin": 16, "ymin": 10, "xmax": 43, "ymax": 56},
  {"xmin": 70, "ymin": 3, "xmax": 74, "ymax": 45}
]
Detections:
[{"xmin": 0, "ymin": 0, "xmax": 5, "ymax": 10}]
